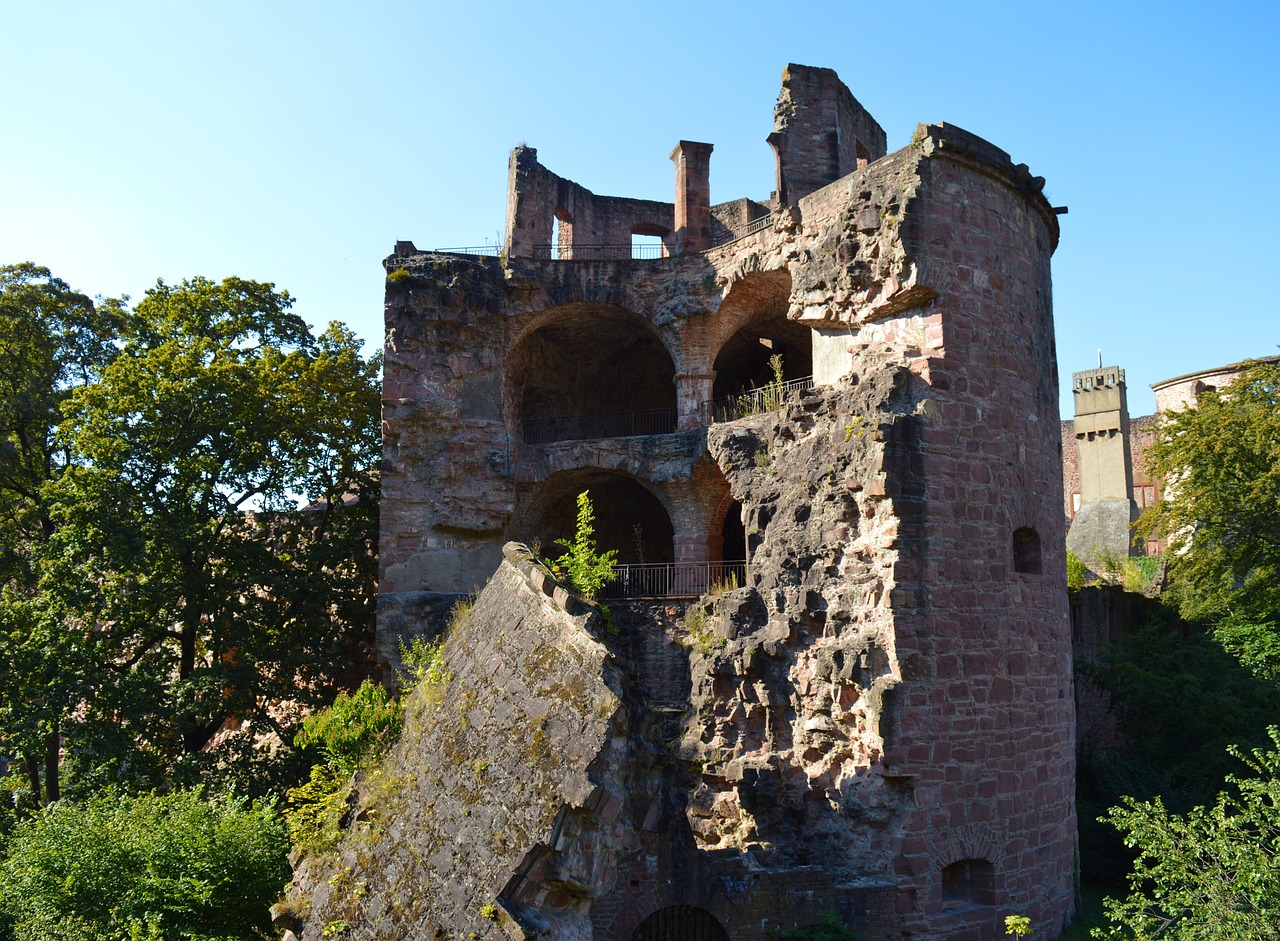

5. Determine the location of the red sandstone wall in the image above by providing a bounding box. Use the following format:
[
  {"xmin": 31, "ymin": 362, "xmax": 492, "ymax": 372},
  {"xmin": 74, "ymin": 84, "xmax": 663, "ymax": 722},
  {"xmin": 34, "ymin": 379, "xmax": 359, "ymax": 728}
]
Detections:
[{"xmin": 876, "ymin": 142, "xmax": 1077, "ymax": 938}]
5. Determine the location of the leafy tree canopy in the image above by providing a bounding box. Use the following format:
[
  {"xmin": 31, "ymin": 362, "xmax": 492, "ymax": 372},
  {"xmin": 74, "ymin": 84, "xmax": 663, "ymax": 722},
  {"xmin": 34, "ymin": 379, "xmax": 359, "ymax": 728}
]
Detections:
[
  {"xmin": 1140, "ymin": 360, "xmax": 1280, "ymax": 639},
  {"xmin": 0, "ymin": 268, "xmax": 380, "ymax": 808}
]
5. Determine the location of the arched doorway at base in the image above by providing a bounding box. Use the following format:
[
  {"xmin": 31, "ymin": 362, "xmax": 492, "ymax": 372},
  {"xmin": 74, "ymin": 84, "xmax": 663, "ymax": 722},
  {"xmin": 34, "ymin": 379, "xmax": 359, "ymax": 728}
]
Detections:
[{"xmin": 629, "ymin": 905, "xmax": 728, "ymax": 941}]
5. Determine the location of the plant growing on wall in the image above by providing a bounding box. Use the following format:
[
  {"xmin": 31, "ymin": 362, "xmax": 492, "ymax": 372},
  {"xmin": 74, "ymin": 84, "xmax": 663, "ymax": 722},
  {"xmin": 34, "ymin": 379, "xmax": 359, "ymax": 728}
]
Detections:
[{"xmin": 554, "ymin": 491, "xmax": 617, "ymax": 601}]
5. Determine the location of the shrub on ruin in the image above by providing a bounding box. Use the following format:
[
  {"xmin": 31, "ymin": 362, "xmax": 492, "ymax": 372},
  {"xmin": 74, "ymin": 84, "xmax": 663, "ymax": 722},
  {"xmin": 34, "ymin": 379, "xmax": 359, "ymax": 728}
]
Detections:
[
  {"xmin": 775, "ymin": 911, "xmax": 862, "ymax": 941},
  {"xmin": 553, "ymin": 491, "xmax": 617, "ymax": 601},
  {"xmin": 0, "ymin": 787, "xmax": 288, "ymax": 941},
  {"xmin": 1067, "ymin": 549, "xmax": 1088, "ymax": 591},
  {"xmin": 398, "ymin": 634, "xmax": 452, "ymax": 694},
  {"xmin": 294, "ymin": 680, "xmax": 402, "ymax": 775}
]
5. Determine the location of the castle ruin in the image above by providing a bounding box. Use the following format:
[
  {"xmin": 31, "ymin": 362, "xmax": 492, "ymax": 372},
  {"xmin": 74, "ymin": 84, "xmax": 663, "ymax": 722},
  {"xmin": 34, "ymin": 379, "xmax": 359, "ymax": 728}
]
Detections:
[{"xmin": 301, "ymin": 64, "xmax": 1077, "ymax": 941}]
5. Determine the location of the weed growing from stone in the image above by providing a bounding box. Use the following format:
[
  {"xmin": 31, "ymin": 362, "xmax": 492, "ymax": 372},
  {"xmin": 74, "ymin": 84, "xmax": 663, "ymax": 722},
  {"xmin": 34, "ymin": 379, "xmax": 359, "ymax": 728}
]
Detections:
[{"xmin": 553, "ymin": 490, "xmax": 618, "ymax": 600}]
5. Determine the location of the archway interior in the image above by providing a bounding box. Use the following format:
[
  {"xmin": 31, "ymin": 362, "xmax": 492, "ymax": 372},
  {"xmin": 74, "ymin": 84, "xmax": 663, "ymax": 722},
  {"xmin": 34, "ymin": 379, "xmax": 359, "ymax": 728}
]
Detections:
[
  {"xmin": 521, "ymin": 471, "xmax": 674, "ymax": 565},
  {"xmin": 712, "ymin": 314, "xmax": 814, "ymax": 401},
  {"xmin": 720, "ymin": 501, "xmax": 746, "ymax": 562},
  {"xmin": 510, "ymin": 306, "xmax": 677, "ymax": 443},
  {"xmin": 629, "ymin": 906, "xmax": 729, "ymax": 941}
]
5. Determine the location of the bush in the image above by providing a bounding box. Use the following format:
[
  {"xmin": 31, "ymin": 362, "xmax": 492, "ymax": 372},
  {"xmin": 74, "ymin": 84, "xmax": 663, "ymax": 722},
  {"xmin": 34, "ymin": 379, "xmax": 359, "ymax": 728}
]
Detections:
[
  {"xmin": 776, "ymin": 911, "xmax": 861, "ymax": 941},
  {"xmin": 0, "ymin": 788, "xmax": 288, "ymax": 941},
  {"xmin": 294, "ymin": 679, "xmax": 402, "ymax": 775},
  {"xmin": 1096, "ymin": 728, "xmax": 1280, "ymax": 939},
  {"xmin": 1067, "ymin": 549, "xmax": 1088, "ymax": 591}
]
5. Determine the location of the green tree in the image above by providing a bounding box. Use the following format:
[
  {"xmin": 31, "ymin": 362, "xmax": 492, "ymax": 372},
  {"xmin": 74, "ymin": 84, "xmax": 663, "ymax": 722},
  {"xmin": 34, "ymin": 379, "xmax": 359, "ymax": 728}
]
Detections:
[
  {"xmin": 0, "ymin": 264, "xmax": 122, "ymax": 810},
  {"xmin": 0, "ymin": 271, "xmax": 381, "ymax": 802},
  {"xmin": 1139, "ymin": 360, "xmax": 1280, "ymax": 675},
  {"xmin": 0, "ymin": 788, "xmax": 288, "ymax": 941},
  {"xmin": 1094, "ymin": 728, "xmax": 1280, "ymax": 940}
]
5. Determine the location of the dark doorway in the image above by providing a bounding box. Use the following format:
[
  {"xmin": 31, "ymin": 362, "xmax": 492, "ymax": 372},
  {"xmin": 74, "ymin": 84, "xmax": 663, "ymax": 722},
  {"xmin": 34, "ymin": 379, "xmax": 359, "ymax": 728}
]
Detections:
[{"xmin": 630, "ymin": 906, "xmax": 729, "ymax": 941}]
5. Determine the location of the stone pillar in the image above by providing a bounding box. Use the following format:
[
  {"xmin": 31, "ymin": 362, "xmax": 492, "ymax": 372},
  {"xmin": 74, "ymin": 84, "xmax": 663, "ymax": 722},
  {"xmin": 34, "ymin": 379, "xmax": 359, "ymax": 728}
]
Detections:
[
  {"xmin": 676, "ymin": 373, "xmax": 715, "ymax": 430},
  {"xmin": 670, "ymin": 141, "xmax": 714, "ymax": 254},
  {"xmin": 1066, "ymin": 365, "xmax": 1139, "ymax": 565},
  {"xmin": 504, "ymin": 146, "xmax": 542, "ymax": 259}
]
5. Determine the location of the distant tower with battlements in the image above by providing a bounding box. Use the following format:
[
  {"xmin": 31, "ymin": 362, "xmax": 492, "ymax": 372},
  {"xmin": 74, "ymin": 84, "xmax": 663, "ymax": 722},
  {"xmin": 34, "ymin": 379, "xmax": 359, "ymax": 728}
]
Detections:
[{"xmin": 1066, "ymin": 365, "xmax": 1139, "ymax": 566}]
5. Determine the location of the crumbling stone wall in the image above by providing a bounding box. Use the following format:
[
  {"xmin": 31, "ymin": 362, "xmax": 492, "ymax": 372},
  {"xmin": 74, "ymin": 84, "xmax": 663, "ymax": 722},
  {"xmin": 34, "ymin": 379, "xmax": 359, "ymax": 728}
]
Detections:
[
  {"xmin": 505, "ymin": 147, "xmax": 677, "ymax": 259},
  {"xmin": 289, "ymin": 545, "xmax": 637, "ymax": 941}
]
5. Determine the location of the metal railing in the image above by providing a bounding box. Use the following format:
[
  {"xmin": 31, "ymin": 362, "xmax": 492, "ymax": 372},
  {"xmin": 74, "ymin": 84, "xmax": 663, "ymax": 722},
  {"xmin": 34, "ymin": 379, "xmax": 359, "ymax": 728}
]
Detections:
[
  {"xmin": 523, "ymin": 407, "xmax": 677, "ymax": 445},
  {"xmin": 532, "ymin": 243, "xmax": 667, "ymax": 260},
  {"xmin": 713, "ymin": 213, "xmax": 774, "ymax": 246},
  {"xmin": 433, "ymin": 245, "xmax": 503, "ymax": 256},
  {"xmin": 707, "ymin": 376, "xmax": 814, "ymax": 424},
  {"xmin": 601, "ymin": 560, "xmax": 747, "ymax": 600}
]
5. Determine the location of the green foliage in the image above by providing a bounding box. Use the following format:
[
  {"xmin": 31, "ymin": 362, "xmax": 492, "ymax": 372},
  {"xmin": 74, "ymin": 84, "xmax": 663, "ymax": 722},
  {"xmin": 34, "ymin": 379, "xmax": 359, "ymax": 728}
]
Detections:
[
  {"xmin": 0, "ymin": 788, "xmax": 288, "ymax": 941},
  {"xmin": 1078, "ymin": 607, "xmax": 1280, "ymax": 886},
  {"xmin": 679, "ymin": 606, "xmax": 726, "ymax": 656},
  {"xmin": 1121, "ymin": 555, "xmax": 1162, "ymax": 594},
  {"xmin": 286, "ymin": 679, "xmax": 408, "ymax": 856},
  {"xmin": 294, "ymin": 680, "xmax": 402, "ymax": 775},
  {"xmin": 284, "ymin": 763, "xmax": 350, "ymax": 858},
  {"xmin": 0, "ymin": 264, "xmax": 124, "ymax": 808},
  {"xmin": 553, "ymin": 491, "xmax": 617, "ymax": 600},
  {"xmin": 1138, "ymin": 359, "xmax": 1280, "ymax": 628},
  {"xmin": 397, "ymin": 635, "xmax": 451, "ymax": 692},
  {"xmin": 1005, "ymin": 915, "xmax": 1031, "ymax": 938},
  {"xmin": 386, "ymin": 268, "xmax": 410, "ymax": 283},
  {"xmin": 1067, "ymin": 549, "xmax": 1088, "ymax": 591},
  {"xmin": 0, "ymin": 270, "xmax": 381, "ymax": 802},
  {"xmin": 1094, "ymin": 727, "xmax": 1280, "ymax": 940},
  {"xmin": 775, "ymin": 911, "xmax": 861, "ymax": 941}
]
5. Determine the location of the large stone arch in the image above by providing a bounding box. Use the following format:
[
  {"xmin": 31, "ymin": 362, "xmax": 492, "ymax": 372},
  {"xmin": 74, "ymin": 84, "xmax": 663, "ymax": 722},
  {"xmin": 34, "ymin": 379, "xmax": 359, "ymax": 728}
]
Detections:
[
  {"xmin": 708, "ymin": 270, "xmax": 812, "ymax": 399},
  {"xmin": 514, "ymin": 467, "xmax": 675, "ymax": 565},
  {"xmin": 504, "ymin": 304, "xmax": 679, "ymax": 444}
]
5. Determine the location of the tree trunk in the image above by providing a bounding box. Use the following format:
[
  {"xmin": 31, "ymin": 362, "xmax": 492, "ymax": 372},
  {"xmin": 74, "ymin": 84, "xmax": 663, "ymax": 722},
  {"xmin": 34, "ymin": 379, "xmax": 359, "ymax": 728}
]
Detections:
[{"xmin": 44, "ymin": 722, "xmax": 60, "ymax": 803}]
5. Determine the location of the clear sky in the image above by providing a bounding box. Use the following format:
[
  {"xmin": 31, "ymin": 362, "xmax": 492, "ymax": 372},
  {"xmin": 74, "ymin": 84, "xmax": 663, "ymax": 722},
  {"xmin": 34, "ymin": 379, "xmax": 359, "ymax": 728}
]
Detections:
[{"xmin": 3, "ymin": 0, "xmax": 1276, "ymax": 417}]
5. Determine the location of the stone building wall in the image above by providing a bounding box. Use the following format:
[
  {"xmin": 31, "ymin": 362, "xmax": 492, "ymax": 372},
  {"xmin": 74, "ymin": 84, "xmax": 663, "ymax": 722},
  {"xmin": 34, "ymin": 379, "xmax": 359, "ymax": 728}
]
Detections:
[{"xmin": 370, "ymin": 63, "xmax": 1077, "ymax": 941}]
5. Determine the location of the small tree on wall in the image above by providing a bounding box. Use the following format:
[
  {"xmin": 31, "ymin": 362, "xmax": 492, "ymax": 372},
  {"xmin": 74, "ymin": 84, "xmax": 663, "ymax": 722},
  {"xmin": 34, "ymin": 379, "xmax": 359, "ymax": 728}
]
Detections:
[{"xmin": 554, "ymin": 491, "xmax": 617, "ymax": 600}]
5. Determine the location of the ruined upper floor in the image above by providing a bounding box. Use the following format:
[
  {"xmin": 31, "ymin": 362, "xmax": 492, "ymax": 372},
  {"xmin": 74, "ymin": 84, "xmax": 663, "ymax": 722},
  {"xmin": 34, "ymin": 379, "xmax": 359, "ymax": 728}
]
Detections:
[{"xmin": 503, "ymin": 64, "xmax": 888, "ymax": 260}]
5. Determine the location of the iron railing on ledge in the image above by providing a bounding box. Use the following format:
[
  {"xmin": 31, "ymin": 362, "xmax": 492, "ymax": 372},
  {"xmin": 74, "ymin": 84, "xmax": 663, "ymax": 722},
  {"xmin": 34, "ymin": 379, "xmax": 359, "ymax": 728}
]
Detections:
[
  {"xmin": 707, "ymin": 376, "xmax": 814, "ymax": 424},
  {"xmin": 601, "ymin": 560, "xmax": 747, "ymax": 600},
  {"xmin": 523, "ymin": 407, "xmax": 678, "ymax": 445},
  {"xmin": 432, "ymin": 245, "xmax": 504, "ymax": 256},
  {"xmin": 532, "ymin": 243, "xmax": 667, "ymax": 260},
  {"xmin": 713, "ymin": 213, "xmax": 775, "ymax": 246}
]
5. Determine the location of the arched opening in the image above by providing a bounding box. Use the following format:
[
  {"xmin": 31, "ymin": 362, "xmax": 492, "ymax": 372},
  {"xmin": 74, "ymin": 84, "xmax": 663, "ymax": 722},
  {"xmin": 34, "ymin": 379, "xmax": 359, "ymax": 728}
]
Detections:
[
  {"xmin": 508, "ymin": 305, "xmax": 678, "ymax": 444},
  {"xmin": 631, "ymin": 223, "xmax": 670, "ymax": 259},
  {"xmin": 709, "ymin": 269, "xmax": 812, "ymax": 404},
  {"xmin": 630, "ymin": 906, "xmax": 728, "ymax": 941},
  {"xmin": 721, "ymin": 501, "xmax": 745, "ymax": 562},
  {"xmin": 1012, "ymin": 527, "xmax": 1042, "ymax": 575},
  {"xmin": 553, "ymin": 207, "xmax": 573, "ymax": 259},
  {"xmin": 518, "ymin": 469, "xmax": 674, "ymax": 566},
  {"xmin": 941, "ymin": 858, "xmax": 996, "ymax": 909}
]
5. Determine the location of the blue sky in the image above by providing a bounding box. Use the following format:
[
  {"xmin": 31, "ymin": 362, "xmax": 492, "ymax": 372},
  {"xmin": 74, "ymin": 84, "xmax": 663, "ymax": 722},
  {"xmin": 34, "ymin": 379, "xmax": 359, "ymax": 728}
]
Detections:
[{"xmin": 3, "ymin": 0, "xmax": 1276, "ymax": 417}]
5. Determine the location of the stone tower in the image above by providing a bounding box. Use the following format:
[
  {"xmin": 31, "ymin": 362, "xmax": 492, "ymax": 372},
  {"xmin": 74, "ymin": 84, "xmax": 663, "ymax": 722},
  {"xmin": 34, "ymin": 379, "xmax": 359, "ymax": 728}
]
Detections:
[{"xmin": 1066, "ymin": 365, "xmax": 1138, "ymax": 566}]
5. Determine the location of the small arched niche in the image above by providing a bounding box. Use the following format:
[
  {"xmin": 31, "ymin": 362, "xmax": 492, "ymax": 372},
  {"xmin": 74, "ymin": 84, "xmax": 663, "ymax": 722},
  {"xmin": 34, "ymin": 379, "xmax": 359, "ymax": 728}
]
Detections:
[
  {"xmin": 517, "ymin": 468, "xmax": 674, "ymax": 565},
  {"xmin": 941, "ymin": 858, "xmax": 996, "ymax": 910},
  {"xmin": 630, "ymin": 905, "xmax": 729, "ymax": 941},
  {"xmin": 1012, "ymin": 527, "xmax": 1042, "ymax": 575}
]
